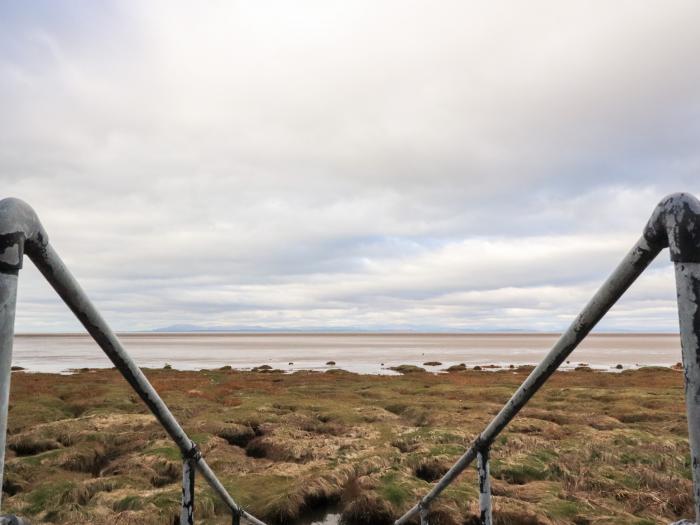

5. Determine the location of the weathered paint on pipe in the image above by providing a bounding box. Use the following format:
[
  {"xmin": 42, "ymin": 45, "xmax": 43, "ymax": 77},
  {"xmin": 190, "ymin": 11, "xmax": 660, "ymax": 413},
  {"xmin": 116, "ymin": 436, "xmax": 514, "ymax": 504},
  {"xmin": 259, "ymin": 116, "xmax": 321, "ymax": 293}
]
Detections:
[
  {"xmin": 27, "ymin": 243, "xmax": 266, "ymax": 524},
  {"xmin": 394, "ymin": 234, "xmax": 662, "ymax": 524},
  {"xmin": 0, "ymin": 198, "xmax": 47, "ymax": 515},
  {"xmin": 0, "ymin": 272, "xmax": 18, "ymax": 512},
  {"xmin": 477, "ymin": 449, "xmax": 492, "ymax": 525},
  {"xmin": 419, "ymin": 504, "xmax": 429, "ymax": 525},
  {"xmin": 647, "ymin": 193, "xmax": 700, "ymax": 525},
  {"xmin": 0, "ymin": 516, "xmax": 30, "ymax": 524},
  {"xmin": 181, "ymin": 459, "xmax": 195, "ymax": 525},
  {"xmin": 0, "ymin": 198, "xmax": 264, "ymax": 524},
  {"xmin": 675, "ymin": 262, "xmax": 700, "ymax": 525}
]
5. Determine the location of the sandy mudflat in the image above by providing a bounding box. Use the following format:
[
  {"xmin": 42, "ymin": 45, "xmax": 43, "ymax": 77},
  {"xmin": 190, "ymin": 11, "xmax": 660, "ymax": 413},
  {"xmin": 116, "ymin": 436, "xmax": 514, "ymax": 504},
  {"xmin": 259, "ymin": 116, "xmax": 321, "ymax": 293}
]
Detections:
[{"xmin": 11, "ymin": 332, "xmax": 684, "ymax": 373}]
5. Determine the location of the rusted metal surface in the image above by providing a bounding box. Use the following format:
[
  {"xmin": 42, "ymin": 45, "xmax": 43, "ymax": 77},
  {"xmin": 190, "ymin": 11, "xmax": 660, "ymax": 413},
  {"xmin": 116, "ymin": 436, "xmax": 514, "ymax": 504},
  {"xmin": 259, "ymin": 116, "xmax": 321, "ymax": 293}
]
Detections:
[
  {"xmin": 477, "ymin": 449, "xmax": 492, "ymax": 525},
  {"xmin": 181, "ymin": 459, "xmax": 195, "ymax": 525}
]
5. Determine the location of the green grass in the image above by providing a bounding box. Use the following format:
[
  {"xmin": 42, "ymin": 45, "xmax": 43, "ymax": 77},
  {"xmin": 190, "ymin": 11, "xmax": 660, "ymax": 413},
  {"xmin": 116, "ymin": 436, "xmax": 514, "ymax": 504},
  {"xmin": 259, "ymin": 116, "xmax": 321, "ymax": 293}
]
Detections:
[{"xmin": 1, "ymin": 366, "xmax": 694, "ymax": 524}]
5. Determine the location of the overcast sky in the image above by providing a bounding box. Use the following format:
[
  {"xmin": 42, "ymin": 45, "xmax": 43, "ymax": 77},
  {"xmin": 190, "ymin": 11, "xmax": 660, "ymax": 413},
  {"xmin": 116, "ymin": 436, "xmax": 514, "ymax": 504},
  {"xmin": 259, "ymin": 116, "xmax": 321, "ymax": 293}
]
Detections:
[{"xmin": 1, "ymin": 1, "xmax": 699, "ymax": 333}]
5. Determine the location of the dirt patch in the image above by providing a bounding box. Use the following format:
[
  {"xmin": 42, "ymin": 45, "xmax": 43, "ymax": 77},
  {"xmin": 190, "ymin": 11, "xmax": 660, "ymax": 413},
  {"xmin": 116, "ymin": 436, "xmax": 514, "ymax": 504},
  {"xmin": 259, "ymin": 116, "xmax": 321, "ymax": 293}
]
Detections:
[{"xmin": 415, "ymin": 459, "xmax": 450, "ymax": 482}]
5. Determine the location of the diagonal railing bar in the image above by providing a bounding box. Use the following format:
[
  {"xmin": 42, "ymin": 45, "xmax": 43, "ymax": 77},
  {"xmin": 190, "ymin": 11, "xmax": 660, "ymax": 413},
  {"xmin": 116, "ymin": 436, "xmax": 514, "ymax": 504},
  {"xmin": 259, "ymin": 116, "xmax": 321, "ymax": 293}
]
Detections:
[
  {"xmin": 396, "ymin": 192, "xmax": 700, "ymax": 525},
  {"xmin": 394, "ymin": 234, "xmax": 661, "ymax": 524},
  {"xmin": 0, "ymin": 198, "xmax": 267, "ymax": 525}
]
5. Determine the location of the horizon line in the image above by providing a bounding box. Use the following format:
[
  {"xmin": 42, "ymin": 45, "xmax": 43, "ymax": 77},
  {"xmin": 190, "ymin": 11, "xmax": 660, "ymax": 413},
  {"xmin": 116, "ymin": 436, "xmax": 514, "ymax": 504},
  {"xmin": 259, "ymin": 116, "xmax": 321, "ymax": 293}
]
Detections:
[{"xmin": 13, "ymin": 330, "xmax": 682, "ymax": 336}]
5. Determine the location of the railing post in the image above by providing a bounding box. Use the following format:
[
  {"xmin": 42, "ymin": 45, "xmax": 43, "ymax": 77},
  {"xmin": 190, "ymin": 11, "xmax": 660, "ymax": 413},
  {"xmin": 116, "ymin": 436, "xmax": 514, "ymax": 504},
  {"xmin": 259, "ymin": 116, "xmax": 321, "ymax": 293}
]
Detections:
[
  {"xmin": 394, "ymin": 231, "xmax": 662, "ymax": 525},
  {"xmin": 644, "ymin": 193, "xmax": 700, "ymax": 525},
  {"xmin": 0, "ymin": 198, "xmax": 271, "ymax": 525},
  {"xmin": 477, "ymin": 449, "xmax": 492, "ymax": 525},
  {"xmin": 232, "ymin": 510, "xmax": 241, "ymax": 525},
  {"xmin": 419, "ymin": 503, "xmax": 429, "ymax": 525},
  {"xmin": 0, "ymin": 272, "xmax": 18, "ymax": 511},
  {"xmin": 0, "ymin": 199, "xmax": 46, "ymax": 520},
  {"xmin": 181, "ymin": 458, "xmax": 195, "ymax": 525},
  {"xmin": 675, "ymin": 263, "xmax": 700, "ymax": 525}
]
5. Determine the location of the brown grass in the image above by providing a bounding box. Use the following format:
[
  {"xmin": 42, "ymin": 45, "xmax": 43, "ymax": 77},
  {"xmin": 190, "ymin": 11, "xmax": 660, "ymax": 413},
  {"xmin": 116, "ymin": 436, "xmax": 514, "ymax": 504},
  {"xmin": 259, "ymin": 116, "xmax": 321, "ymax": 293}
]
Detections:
[{"xmin": 1, "ymin": 366, "xmax": 693, "ymax": 524}]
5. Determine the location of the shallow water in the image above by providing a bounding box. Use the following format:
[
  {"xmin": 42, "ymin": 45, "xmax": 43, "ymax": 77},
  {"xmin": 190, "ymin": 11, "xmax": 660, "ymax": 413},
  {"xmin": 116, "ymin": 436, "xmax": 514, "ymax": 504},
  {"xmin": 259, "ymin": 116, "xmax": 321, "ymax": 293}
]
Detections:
[
  {"xmin": 295, "ymin": 506, "xmax": 341, "ymax": 525},
  {"xmin": 304, "ymin": 513, "xmax": 340, "ymax": 525},
  {"xmin": 10, "ymin": 332, "xmax": 683, "ymax": 374}
]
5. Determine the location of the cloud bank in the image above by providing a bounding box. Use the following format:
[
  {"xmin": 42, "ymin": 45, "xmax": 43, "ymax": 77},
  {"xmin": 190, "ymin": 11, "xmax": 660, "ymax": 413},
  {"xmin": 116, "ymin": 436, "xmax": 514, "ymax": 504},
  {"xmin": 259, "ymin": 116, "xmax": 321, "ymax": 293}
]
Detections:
[{"xmin": 1, "ymin": 1, "xmax": 699, "ymax": 332}]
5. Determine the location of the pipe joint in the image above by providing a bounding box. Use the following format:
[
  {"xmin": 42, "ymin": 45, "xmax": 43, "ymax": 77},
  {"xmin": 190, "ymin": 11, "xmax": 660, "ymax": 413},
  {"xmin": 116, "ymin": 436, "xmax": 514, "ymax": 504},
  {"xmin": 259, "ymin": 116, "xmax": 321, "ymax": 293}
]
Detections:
[
  {"xmin": 645, "ymin": 192, "xmax": 700, "ymax": 262},
  {"xmin": 0, "ymin": 198, "xmax": 48, "ymax": 273}
]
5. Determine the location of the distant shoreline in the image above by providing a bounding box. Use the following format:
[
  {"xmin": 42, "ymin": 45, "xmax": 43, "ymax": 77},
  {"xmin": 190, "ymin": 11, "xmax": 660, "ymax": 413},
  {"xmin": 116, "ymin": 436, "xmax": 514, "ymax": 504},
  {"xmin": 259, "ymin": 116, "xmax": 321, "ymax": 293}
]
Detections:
[
  {"xmin": 14, "ymin": 331, "xmax": 682, "ymax": 336},
  {"xmin": 10, "ymin": 332, "xmax": 685, "ymax": 375}
]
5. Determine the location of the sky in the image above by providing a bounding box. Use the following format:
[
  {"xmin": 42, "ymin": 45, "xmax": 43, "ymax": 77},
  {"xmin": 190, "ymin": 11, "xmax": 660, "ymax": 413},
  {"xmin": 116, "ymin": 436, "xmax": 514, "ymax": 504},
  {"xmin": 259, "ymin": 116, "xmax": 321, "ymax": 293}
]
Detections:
[{"xmin": 1, "ymin": 1, "xmax": 699, "ymax": 333}]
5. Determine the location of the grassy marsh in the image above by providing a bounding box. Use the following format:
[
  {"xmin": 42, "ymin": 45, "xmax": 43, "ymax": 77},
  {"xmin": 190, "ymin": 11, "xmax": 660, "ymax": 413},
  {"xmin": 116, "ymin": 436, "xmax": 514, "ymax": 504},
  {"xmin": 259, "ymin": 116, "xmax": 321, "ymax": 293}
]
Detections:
[{"xmin": 1, "ymin": 366, "xmax": 693, "ymax": 524}]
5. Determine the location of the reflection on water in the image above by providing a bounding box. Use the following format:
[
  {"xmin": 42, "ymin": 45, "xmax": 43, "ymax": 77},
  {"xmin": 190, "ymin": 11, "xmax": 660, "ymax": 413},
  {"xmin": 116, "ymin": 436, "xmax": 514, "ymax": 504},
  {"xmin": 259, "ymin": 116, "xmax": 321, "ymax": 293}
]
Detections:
[
  {"xmin": 307, "ymin": 513, "xmax": 340, "ymax": 525},
  {"xmin": 11, "ymin": 332, "xmax": 682, "ymax": 374},
  {"xmin": 295, "ymin": 505, "xmax": 341, "ymax": 525}
]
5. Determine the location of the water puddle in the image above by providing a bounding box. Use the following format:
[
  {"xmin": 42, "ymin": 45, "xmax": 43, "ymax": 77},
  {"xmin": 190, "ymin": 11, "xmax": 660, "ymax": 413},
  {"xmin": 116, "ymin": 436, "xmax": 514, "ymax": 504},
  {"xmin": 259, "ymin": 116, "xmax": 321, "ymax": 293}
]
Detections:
[{"xmin": 294, "ymin": 505, "xmax": 341, "ymax": 525}]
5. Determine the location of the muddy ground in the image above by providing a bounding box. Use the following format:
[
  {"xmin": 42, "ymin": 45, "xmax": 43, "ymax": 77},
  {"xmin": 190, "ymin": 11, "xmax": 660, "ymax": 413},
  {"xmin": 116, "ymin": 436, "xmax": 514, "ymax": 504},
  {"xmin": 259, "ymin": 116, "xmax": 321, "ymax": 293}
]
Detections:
[{"xmin": 0, "ymin": 365, "xmax": 693, "ymax": 524}]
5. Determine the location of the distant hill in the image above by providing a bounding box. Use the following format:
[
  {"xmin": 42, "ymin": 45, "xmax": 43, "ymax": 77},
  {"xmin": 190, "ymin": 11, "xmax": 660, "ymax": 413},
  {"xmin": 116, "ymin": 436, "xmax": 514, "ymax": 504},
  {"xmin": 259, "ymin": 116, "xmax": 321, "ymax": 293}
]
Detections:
[{"xmin": 150, "ymin": 324, "xmax": 532, "ymax": 333}]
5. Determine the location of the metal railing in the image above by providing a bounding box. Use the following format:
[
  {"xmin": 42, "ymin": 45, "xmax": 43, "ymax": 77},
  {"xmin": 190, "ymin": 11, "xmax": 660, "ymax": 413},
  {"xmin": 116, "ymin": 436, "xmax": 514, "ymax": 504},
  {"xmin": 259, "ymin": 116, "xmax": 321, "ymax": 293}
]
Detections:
[
  {"xmin": 395, "ymin": 192, "xmax": 700, "ymax": 525},
  {"xmin": 0, "ymin": 197, "xmax": 269, "ymax": 525},
  {"xmin": 1, "ymin": 193, "xmax": 700, "ymax": 525}
]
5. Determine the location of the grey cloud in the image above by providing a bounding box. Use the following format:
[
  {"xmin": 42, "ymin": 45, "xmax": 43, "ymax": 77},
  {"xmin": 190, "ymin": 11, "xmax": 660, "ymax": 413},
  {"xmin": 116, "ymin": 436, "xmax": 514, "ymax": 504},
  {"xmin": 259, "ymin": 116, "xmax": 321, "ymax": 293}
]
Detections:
[{"xmin": 1, "ymin": 1, "xmax": 699, "ymax": 332}]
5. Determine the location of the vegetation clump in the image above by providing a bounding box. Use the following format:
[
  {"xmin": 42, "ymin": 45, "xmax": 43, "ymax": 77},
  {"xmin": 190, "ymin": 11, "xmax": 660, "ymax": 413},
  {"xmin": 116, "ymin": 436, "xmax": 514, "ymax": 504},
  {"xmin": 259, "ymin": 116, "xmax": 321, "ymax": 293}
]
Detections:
[
  {"xmin": 414, "ymin": 458, "xmax": 450, "ymax": 482},
  {"xmin": 251, "ymin": 365, "xmax": 283, "ymax": 373},
  {"xmin": 217, "ymin": 423, "xmax": 256, "ymax": 447},
  {"xmin": 389, "ymin": 364, "xmax": 426, "ymax": 374},
  {"xmin": 340, "ymin": 494, "xmax": 394, "ymax": 525},
  {"xmin": 0, "ymin": 366, "xmax": 692, "ymax": 525}
]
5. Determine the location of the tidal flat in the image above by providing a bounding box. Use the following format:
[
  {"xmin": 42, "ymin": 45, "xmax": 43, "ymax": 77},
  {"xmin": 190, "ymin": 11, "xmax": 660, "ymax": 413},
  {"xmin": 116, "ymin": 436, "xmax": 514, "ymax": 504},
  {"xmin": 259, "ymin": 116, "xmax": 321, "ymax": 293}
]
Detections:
[{"xmin": 1, "ymin": 366, "xmax": 693, "ymax": 524}]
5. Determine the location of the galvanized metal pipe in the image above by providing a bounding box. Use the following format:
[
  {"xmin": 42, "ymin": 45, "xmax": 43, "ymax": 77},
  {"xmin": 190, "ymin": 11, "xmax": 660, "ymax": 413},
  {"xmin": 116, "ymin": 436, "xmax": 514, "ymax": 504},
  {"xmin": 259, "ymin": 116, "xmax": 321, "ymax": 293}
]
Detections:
[
  {"xmin": 181, "ymin": 459, "xmax": 195, "ymax": 525},
  {"xmin": 394, "ymin": 234, "xmax": 661, "ymax": 524},
  {"xmin": 25, "ymin": 242, "xmax": 266, "ymax": 524},
  {"xmin": 477, "ymin": 449, "xmax": 492, "ymax": 525},
  {"xmin": 0, "ymin": 197, "xmax": 266, "ymax": 524},
  {"xmin": 419, "ymin": 504, "xmax": 429, "ymax": 525},
  {"xmin": 0, "ymin": 198, "xmax": 47, "ymax": 517},
  {"xmin": 0, "ymin": 272, "xmax": 18, "ymax": 512},
  {"xmin": 647, "ymin": 193, "xmax": 700, "ymax": 525},
  {"xmin": 675, "ymin": 262, "xmax": 700, "ymax": 524}
]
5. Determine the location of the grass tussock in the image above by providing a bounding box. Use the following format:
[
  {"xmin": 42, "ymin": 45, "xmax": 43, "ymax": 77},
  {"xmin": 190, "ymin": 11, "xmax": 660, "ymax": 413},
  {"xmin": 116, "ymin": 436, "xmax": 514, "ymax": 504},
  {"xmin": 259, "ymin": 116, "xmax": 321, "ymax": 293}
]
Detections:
[
  {"xmin": 0, "ymin": 366, "xmax": 693, "ymax": 524},
  {"xmin": 415, "ymin": 458, "xmax": 450, "ymax": 482},
  {"xmin": 340, "ymin": 494, "xmax": 394, "ymax": 525}
]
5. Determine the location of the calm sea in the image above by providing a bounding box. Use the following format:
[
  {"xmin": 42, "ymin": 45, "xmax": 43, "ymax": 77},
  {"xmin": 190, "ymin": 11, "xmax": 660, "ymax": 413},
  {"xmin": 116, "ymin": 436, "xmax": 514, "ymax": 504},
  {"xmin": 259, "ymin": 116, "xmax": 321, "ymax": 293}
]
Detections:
[{"xmin": 9, "ymin": 332, "xmax": 683, "ymax": 374}]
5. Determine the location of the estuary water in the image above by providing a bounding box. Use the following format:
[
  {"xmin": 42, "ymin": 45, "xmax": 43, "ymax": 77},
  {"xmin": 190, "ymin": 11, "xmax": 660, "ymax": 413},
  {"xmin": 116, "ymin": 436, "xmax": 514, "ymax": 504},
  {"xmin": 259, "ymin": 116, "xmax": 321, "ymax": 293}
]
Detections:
[{"xmin": 9, "ymin": 332, "xmax": 683, "ymax": 374}]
